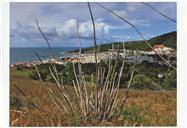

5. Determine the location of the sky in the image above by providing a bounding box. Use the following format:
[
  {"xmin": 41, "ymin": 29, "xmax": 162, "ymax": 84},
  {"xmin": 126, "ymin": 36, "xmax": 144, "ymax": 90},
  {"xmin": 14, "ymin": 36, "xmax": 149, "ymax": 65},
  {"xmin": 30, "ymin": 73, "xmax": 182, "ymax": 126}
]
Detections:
[{"xmin": 10, "ymin": 2, "xmax": 176, "ymax": 48}]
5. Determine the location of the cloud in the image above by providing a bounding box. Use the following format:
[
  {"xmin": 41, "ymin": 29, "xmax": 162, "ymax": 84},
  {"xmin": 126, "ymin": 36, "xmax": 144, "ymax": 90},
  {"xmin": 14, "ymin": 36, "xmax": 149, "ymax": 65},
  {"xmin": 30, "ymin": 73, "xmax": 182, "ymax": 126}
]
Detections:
[
  {"xmin": 10, "ymin": 2, "xmax": 176, "ymax": 47},
  {"xmin": 58, "ymin": 18, "xmax": 111, "ymax": 39},
  {"xmin": 79, "ymin": 19, "xmax": 110, "ymax": 38},
  {"xmin": 10, "ymin": 18, "xmax": 113, "ymax": 46},
  {"xmin": 10, "ymin": 22, "xmax": 60, "ymax": 44}
]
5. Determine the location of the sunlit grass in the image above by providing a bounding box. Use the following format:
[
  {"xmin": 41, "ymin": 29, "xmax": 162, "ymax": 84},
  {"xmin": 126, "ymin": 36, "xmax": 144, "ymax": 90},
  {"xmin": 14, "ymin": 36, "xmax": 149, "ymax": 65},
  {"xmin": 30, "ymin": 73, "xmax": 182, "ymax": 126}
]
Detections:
[{"xmin": 10, "ymin": 75, "xmax": 176, "ymax": 126}]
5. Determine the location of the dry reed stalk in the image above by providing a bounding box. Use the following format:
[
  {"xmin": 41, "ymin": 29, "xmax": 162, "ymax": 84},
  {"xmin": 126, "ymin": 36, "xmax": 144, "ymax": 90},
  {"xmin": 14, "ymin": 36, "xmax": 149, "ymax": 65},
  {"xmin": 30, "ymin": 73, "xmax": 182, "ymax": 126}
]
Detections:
[
  {"xmin": 11, "ymin": 118, "xmax": 20, "ymax": 126},
  {"xmin": 35, "ymin": 18, "xmax": 53, "ymax": 57},
  {"xmin": 72, "ymin": 63, "xmax": 86, "ymax": 118},
  {"xmin": 87, "ymin": 3, "xmax": 99, "ymax": 120},
  {"xmin": 36, "ymin": 18, "xmax": 80, "ymax": 112},
  {"xmin": 115, "ymin": 64, "xmax": 135, "ymax": 120},
  {"xmin": 13, "ymin": 84, "xmax": 44, "ymax": 113},
  {"xmin": 141, "ymin": 2, "xmax": 176, "ymax": 23},
  {"xmin": 96, "ymin": 3, "xmax": 176, "ymax": 70},
  {"xmin": 135, "ymin": 70, "xmax": 171, "ymax": 96},
  {"xmin": 32, "ymin": 3, "xmax": 170, "ymax": 126}
]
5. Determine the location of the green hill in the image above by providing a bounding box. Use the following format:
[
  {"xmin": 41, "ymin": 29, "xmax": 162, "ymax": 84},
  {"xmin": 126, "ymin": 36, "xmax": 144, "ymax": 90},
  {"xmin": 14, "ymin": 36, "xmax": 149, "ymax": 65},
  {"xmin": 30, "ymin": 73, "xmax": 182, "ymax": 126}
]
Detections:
[
  {"xmin": 70, "ymin": 31, "xmax": 176, "ymax": 53},
  {"xmin": 148, "ymin": 31, "xmax": 176, "ymax": 49}
]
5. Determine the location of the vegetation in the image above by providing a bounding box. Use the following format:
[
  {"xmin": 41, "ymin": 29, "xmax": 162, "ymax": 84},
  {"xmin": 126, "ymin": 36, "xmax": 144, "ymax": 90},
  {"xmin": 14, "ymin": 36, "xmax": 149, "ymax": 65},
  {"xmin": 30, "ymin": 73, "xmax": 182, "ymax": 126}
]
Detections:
[
  {"xmin": 162, "ymin": 70, "xmax": 176, "ymax": 89},
  {"xmin": 148, "ymin": 31, "xmax": 176, "ymax": 49},
  {"xmin": 11, "ymin": 60, "xmax": 176, "ymax": 90},
  {"xmin": 69, "ymin": 31, "xmax": 176, "ymax": 53},
  {"xmin": 10, "ymin": 67, "xmax": 33, "ymax": 79},
  {"xmin": 10, "ymin": 76, "xmax": 176, "ymax": 126},
  {"xmin": 10, "ymin": 30, "xmax": 177, "ymax": 126},
  {"xmin": 9, "ymin": 3, "xmax": 176, "ymax": 126},
  {"xmin": 131, "ymin": 74, "xmax": 154, "ymax": 89},
  {"xmin": 10, "ymin": 58, "xmax": 176, "ymax": 126}
]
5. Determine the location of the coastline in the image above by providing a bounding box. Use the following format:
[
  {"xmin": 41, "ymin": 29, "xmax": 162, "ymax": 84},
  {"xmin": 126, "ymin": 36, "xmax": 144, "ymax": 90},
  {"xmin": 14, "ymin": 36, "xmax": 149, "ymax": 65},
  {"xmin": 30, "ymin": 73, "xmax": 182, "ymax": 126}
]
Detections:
[
  {"xmin": 10, "ymin": 47, "xmax": 79, "ymax": 65},
  {"xmin": 10, "ymin": 44, "xmax": 176, "ymax": 69}
]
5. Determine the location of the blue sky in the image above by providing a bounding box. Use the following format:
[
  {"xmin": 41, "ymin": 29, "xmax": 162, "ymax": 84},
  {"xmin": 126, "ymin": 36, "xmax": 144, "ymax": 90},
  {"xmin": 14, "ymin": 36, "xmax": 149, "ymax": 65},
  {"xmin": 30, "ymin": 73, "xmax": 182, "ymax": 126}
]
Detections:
[{"xmin": 10, "ymin": 2, "xmax": 176, "ymax": 48}]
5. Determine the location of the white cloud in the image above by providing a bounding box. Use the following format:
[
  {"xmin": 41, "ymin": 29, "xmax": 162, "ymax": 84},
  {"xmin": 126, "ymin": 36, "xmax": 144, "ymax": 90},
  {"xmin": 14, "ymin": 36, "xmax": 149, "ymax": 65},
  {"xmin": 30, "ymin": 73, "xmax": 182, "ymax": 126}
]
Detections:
[
  {"xmin": 58, "ymin": 18, "xmax": 111, "ymax": 39},
  {"xmin": 59, "ymin": 19, "xmax": 77, "ymax": 37},
  {"xmin": 11, "ymin": 18, "xmax": 113, "ymax": 45},
  {"xmin": 10, "ymin": 2, "xmax": 176, "ymax": 47}
]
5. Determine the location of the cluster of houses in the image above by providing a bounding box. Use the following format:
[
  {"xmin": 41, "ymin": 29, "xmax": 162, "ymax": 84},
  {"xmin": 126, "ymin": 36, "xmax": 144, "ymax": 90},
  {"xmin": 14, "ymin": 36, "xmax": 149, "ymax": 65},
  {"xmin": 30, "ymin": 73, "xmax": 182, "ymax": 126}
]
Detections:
[
  {"xmin": 11, "ymin": 44, "xmax": 176, "ymax": 68},
  {"xmin": 119, "ymin": 44, "xmax": 176, "ymax": 64},
  {"xmin": 59, "ymin": 44, "xmax": 176, "ymax": 64},
  {"xmin": 10, "ymin": 61, "xmax": 34, "ymax": 68},
  {"xmin": 60, "ymin": 52, "xmax": 113, "ymax": 64},
  {"xmin": 143, "ymin": 44, "xmax": 175, "ymax": 56}
]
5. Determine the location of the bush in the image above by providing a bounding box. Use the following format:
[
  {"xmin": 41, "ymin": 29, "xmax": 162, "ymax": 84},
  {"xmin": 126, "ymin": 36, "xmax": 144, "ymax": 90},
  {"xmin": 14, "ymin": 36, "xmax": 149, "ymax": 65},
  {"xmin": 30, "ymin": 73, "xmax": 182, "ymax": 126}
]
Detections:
[
  {"xmin": 29, "ymin": 64, "xmax": 65, "ymax": 82},
  {"xmin": 29, "ymin": 71, "xmax": 38, "ymax": 80},
  {"xmin": 27, "ymin": 60, "xmax": 176, "ymax": 90},
  {"xmin": 16, "ymin": 64, "xmax": 25, "ymax": 71},
  {"xmin": 62, "ymin": 63, "xmax": 75, "ymax": 85},
  {"xmin": 132, "ymin": 74, "xmax": 154, "ymax": 89},
  {"xmin": 162, "ymin": 70, "xmax": 176, "ymax": 89},
  {"xmin": 29, "ymin": 69, "xmax": 48, "ymax": 81}
]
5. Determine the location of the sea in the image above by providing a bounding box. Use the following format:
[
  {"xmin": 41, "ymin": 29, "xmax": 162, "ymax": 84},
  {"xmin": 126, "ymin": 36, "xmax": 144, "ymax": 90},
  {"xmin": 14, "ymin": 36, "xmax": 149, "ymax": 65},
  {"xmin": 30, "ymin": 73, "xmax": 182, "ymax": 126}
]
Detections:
[{"xmin": 10, "ymin": 47, "xmax": 79, "ymax": 64}]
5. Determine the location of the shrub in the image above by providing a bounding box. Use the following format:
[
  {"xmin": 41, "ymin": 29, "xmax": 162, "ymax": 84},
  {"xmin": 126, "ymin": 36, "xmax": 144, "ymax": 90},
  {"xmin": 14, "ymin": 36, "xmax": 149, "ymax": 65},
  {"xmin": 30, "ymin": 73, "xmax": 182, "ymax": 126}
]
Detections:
[
  {"xmin": 162, "ymin": 70, "xmax": 176, "ymax": 89},
  {"xmin": 132, "ymin": 74, "xmax": 154, "ymax": 89},
  {"xmin": 121, "ymin": 105, "xmax": 144, "ymax": 125},
  {"xmin": 29, "ymin": 69, "xmax": 48, "ymax": 81},
  {"xmin": 62, "ymin": 63, "xmax": 75, "ymax": 85},
  {"xmin": 16, "ymin": 64, "xmax": 25, "ymax": 71}
]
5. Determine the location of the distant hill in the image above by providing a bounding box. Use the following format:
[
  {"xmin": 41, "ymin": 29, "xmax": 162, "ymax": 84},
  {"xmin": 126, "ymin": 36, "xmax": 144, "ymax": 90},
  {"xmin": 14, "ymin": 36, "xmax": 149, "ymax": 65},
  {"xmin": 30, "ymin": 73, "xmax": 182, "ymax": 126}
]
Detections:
[
  {"xmin": 70, "ymin": 31, "xmax": 176, "ymax": 53},
  {"xmin": 148, "ymin": 31, "xmax": 176, "ymax": 49}
]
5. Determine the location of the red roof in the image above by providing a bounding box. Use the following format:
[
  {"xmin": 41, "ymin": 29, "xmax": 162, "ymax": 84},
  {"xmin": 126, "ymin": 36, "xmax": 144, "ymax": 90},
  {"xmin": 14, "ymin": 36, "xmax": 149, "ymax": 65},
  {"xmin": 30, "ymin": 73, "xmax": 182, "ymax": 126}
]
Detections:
[{"xmin": 153, "ymin": 44, "xmax": 164, "ymax": 49}]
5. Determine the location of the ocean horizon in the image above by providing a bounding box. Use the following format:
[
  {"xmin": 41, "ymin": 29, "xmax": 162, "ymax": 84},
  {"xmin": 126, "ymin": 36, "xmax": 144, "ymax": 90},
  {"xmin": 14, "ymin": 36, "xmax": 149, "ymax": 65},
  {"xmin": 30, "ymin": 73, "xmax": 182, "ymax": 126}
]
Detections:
[{"xmin": 10, "ymin": 47, "xmax": 79, "ymax": 64}]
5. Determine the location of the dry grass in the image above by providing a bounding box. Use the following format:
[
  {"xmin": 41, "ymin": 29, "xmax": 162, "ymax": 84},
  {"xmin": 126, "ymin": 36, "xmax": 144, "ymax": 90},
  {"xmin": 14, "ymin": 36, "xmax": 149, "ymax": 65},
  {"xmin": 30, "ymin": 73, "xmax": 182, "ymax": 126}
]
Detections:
[
  {"xmin": 17, "ymin": 3, "xmax": 176, "ymax": 126},
  {"xmin": 10, "ymin": 76, "xmax": 176, "ymax": 126},
  {"xmin": 9, "ymin": 2, "xmax": 176, "ymax": 127},
  {"xmin": 35, "ymin": 9, "xmax": 132, "ymax": 125}
]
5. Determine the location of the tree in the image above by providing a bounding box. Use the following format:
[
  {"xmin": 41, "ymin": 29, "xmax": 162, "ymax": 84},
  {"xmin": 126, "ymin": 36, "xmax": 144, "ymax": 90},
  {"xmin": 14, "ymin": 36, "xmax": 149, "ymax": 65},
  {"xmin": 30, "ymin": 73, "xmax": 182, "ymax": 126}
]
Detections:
[
  {"xmin": 16, "ymin": 64, "xmax": 25, "ymax": 71},
  {"xmin": 162, "ymin": 70, "xmax": 176, "ymax": 89},
  {"xmin": 131, "ymin": 74, "xmax": 154, "ymax": 89},
  {"xmin": 62, "ymin": 63, "xmax": 75, "ymax": 85},
  {"xmin": 29, "ymin": 69, "xmax": 48, "ymax": 81}
]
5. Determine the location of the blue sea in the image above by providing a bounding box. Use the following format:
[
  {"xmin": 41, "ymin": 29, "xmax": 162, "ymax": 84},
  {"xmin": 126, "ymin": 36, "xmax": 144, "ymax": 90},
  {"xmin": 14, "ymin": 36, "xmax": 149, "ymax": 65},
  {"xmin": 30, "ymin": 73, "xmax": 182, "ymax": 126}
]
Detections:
[{"xmin": 10, "ymin": 47, "xmax": 79, "ymax": 64}]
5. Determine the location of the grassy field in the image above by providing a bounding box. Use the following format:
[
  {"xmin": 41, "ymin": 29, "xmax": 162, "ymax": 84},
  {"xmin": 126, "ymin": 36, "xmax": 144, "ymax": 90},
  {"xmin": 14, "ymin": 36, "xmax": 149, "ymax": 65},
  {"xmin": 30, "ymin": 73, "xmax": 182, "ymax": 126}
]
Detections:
[
  {"xmin": 10, "ymin": 68, "xmax": 33, "ymax": 79},
  {"xmin": 10, "ymin": 69, "xmax": 176, "ymax": 126}
]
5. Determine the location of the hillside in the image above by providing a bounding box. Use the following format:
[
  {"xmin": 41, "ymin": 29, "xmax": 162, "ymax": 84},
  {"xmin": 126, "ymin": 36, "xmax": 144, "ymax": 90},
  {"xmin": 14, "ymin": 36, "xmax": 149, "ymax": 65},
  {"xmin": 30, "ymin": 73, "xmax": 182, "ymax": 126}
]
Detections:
[
  {"xmin": 10, "ymin": 75, "xmax": 176, "ymax": 126},
  {"xmin": 70, "ymin": 31, "xmax": 176, "ymax": 53},
  {"xmin": 148, "ymin": 31, "xmax": 176, "ymax": 49}
]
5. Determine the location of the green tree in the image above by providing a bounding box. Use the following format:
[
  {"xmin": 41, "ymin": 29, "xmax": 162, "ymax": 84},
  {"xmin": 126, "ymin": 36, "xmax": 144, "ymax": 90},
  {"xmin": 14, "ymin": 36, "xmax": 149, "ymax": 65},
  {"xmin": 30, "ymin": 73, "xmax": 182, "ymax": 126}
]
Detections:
[
  {"xmin": 16, "ymin": 64, "xmax": 25, "ymax": 71},
  {"xmin": 62, "ymin": 63, "xmax": 75, "ymax": 85},
  {"xmin": 162, "ymin": 70, "xmax": 176, "ymax": 89},
  {"xmin": 29, "ymin": 69, "xmax": 48, "ymax": 81},
  {"xmin": 132, "ymin": 74, "xmax": 154, "ymax": 89}
]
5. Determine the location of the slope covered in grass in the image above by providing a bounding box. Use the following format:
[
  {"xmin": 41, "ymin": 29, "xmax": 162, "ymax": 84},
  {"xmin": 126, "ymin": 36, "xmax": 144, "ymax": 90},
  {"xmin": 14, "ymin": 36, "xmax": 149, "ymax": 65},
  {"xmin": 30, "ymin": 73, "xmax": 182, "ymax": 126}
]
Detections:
[
  {"xmin": 10, "ymin": 75, "xmax": 176, "ymax": 126},
  {"xmin": 70, "ymin": 31, "xmax": 176, "ymax": 53}
]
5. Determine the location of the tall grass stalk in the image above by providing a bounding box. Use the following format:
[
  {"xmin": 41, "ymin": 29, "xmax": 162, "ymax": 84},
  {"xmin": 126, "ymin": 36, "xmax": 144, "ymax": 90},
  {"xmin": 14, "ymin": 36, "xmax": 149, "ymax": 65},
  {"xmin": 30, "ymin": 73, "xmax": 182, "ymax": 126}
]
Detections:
[
  {"xmin": 30, "ymin": 2, "xmax": 171, "ymax": 126},
  {"xmin": 96, "ymin": 3, "xmax": 176, "ymax": 70}
]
